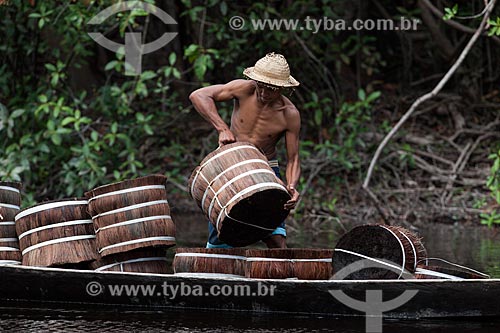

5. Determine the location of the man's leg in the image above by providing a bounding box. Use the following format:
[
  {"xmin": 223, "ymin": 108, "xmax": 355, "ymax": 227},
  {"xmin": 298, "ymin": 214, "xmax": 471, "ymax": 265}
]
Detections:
[
  {"xmin": 263, "ymin": 223, "xmax": 287, "ymax": 248},
  {"xmin": 206, "ymin": 222, "xmax": 233, "ymax": 248},
  {"xmin": 262, "ymin": 162, "xmax": 288, "ymax": 248}
]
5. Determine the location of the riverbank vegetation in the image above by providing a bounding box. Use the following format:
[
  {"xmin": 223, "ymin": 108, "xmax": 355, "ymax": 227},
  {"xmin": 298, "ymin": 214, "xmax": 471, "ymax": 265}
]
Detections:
[{"xmin": 1, "ymin": 0, "xmax": 499, "ymax": 234}]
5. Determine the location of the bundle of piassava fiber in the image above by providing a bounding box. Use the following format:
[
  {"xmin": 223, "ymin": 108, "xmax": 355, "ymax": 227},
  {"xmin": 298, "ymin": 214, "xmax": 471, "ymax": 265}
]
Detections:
[
  {"xmin": 0, "ymin": 182, "xmax": 22, "ymax": 265},
  {"xmin": 89, "ymin": 247, "xmax": 169, "ymax": 274},
  {"xmin": 332, "ymin": 224, "xmax": 427, "ymax": 280},
  {"xmin": 14, "ymin": 198, "xmax": 97, "ymax": 267},
  {"xmin": 85, "ymin": 174, "xmax": 175, "ymax": 257},
  {"xmin": 245, "ymin": 248, "xmax": 333, "ymax": 280},
  {"xmin": 188, "ymin": 142, "xmax": 290, "ymax": 247},
  {"xmin": 173, "ymin": 247, "xmax": 247, "ymax": 277},
  {"xmin": 415, "ymin": 258, "xmax": 489, "ymax": 280}
]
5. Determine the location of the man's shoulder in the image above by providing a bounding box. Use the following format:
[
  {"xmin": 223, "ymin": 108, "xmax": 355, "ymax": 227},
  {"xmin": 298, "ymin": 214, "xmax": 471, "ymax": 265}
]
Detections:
[
  {"xmin": 224, "ymin": 79, "xmax": 256, "ymax": 97},
  {"xmin": 282, "ymin": 96, "xmax": 300, "ymax": 118}
]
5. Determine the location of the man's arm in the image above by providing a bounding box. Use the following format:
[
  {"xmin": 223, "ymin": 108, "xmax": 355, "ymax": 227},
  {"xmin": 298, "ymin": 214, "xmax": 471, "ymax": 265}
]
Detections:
[
  {"xmin": 284, "ymin": 106, "xmax": 301, "ymax": 210},
  {"xmin": 189, "ymin": 79, "xmax": 253, "ymax": 145}
]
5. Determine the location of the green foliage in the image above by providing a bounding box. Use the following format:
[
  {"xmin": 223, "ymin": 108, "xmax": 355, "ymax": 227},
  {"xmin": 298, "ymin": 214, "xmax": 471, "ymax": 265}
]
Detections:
[
  {"xmin": 488, "ymin": 17, "xmax": 500, "ymax": 36},
  {"xmin": 299, "ymin": 88, "xmax": 380, "ymax": 189},
  {"xmin": 480, "ymin": 210, "xmax": 500, "ymax": 228},
  {"xmin": 486, "ymin": 150, "xmax": 500, "ymax": 204},
  {"xmin": 443, "ymin": 4, "xmax": 459, "ymax": 20},
  {"xmin": 0, "ymin": 0, "xmax": 192, "ymax": 203},
  {"xmin": 479, "ymin": 150, "xmax": 500, "ymax": 227}
]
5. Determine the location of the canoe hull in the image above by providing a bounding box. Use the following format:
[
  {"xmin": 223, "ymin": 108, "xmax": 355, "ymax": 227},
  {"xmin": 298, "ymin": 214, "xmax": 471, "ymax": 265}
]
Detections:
[{"xmin": 0, "ymin": 265, "xmax": 499, "ymax": 319}]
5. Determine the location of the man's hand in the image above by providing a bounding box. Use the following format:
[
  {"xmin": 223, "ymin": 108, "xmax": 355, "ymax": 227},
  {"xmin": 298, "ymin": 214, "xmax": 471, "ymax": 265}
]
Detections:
[
  {"xmin": 284, "ymin": 184, "xmax": 299, "ymax": 210},
  {"xmin": 218, "ymin": 129, "xmax": 236, "ymax": 146}
]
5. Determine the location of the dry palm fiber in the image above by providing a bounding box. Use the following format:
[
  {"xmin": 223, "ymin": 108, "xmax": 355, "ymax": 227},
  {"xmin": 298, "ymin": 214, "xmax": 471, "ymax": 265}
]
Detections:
[
  {"xmin": 90, "ymin": 247, "xmax": 169, "ymax": 274},
  {"xmin": 188, "ymin": 142, "xmax": 290, "ymax": 247},
  {"xmin": 0, "ymin": 237, "xmax": 22, "ymax": 264},
  {"xmin": 0, "ymin": 225, "xmax": 21, "ymax": 264},
  {"xmin": 0, "ymin": 206, "xmax": 22, "ymax": 222},
  {"xmin": 0, "ymin": 182, "xmax": 22, "ymax": 265},
  {"xmin": 245, "ymin": 249, "xmax": 333, "ymax": 279},
  {"xmin": 0, "ymin": 208, "xmax": 20, "ymax": 260},
  {"xmin": 173, "ymin": 248, "xmax": 247, "ymax": 277},
  {"xmin": 92, "ymin": 201, "xmax": 171, "ymax": 229},
  {"xmin": 14, "ymin": 198, "xmax": 97, "ymax": 267},
  {"xmin": 332, "ymin": 224, "xmax": 427, "ymax": 280},
  {"xmin": 95, "ymin": 215, "xmax": 175, "ymax": 257},
  {"xmin": 0, "ymin": 181, "xmax": 22, "ymax": 207},
  {"xmin": 85, "ymin": 174, "xmax": 168, "ymax": 216},
  {"xmin": 86, "ymin": 175, "xmax": 175, "ymax": 257},
  {"xmin": 415, "ymin": 258, "xmax": 489, "ymax": 280},
  {"xmin": 0, "ymin": 220, "xmax": 17, "ymax": 239}
]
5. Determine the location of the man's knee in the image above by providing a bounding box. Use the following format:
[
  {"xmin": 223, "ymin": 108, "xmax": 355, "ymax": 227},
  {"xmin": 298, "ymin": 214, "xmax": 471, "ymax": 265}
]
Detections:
[{"xmin": 263, "ymin": 234, "xmax": 287, "ymax": 248}]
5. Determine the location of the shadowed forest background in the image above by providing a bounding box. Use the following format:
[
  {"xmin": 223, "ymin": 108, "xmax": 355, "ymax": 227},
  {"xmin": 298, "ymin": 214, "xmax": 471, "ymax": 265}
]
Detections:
[{"xmin": 1, "ymin": 0, "xmax": 500, "ymax": 240}]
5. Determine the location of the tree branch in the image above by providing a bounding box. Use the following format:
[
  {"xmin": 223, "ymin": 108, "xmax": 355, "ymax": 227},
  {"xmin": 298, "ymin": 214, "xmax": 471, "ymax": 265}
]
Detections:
[
  {"xmin": 420, "ymin": 0, "xmax": 500, "ymax": 46},
  {"xmin": 363, "ymin": 0, "xmax": 497, "ymax": 191}
]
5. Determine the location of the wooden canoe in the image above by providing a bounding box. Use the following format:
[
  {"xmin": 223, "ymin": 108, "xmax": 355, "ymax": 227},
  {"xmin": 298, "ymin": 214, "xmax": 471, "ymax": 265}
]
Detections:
[{"xmin": 0, "ymin": 265, "xmax": 499, "ymax": 319}]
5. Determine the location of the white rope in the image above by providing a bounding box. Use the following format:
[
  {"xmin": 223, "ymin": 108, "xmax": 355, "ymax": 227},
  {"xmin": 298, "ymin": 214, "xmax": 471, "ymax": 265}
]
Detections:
[
  {"xmin": 0, "ymin": 221, "xmax": 15, "ymax": 226},
  {"xmin": 0, "ymin": 246, "xmax": 20, "ymax": 251},
  {"xmin": 18, "ymin": 219, "xmax": 93, "ymax": 240},
  {"xmin": 174, "ymin": 272, "xmax": 243, "ymax": 278},
  {"xmin": 0, "ymin": 186, "xmax": 20, "ymax": 193},
  {"xmin": 0, "ymin": 260, "xmax": 21, "ymax": 265},
  {"xmin": 246, "ymin": 257, "xmax": 332, "ymax": 262},
  {"xmin": 15, "ymin": 200, "xmax": 87, "ymax": 220},
  {"xmin": 98, "ymin": 236, "xmax": 175, "ymax": 253},
  {"xmin": 267, "ymin": 160, "xmax": 279, "ymax": 168},
  {"xmin": 95, "ymin": 257, "xmax": 168, "ymax": 271},
  {"xmin": 92, "ymin": 200, "xmax": 169, "ymax": 219},
  {"xmin": 379, "ymin": 225, "xmax": 406, "ymax": 279},
  {"xmin": 0, "ymin": 238, "xmax": 18, "ymax": 243},
  {"xmin": 207, "ymin": 169, "xmax": 276, "ymax": 220},
  {"xmin": 415, "ymin": 268, "xmax": 464, "ymax": 280},
  {"xmin": 174, "ymin": 253, "xmax": 246, "ymax": 260},
  {"xmin": 199, "ymin": 171, "xmax": 224, "ymax": 215},
  {"xmin": 88, "ymin": 185, "xmax": 166, "ymax": 202},
  {"xmin": 0, "ymin": 203, "xmax": 20, "ymax": 210},
  {"xmin": 222, "ymin": 209, "xmax": 276, "ymax": 231},
  {"xmin": 397, "ymin": 229, "xmax": 418, "ymax": 271},
  {"xmin": 334, "ymin": 248, "xmax": 406, "ymax": 274},
  {"xmin": 96, "ymin": 215, "xmax": 171, "ymax": 232},
  {"xmin": 190, "ymin": 144, "xmax": 260, "ymax": 194},
  {"xmin": 215, "ymin": 182, "xmax": 287, "ymax": 230},
  {"xmin": 22, "ymin": 235, "xmax": 96, "ymax": 255},
  {"xmin": 200, "ymin": 159, "xmax": 269, "ymax": 212},
  {"xmin": 417, "ymin": 257, "xmax": 490, "ymax": 278}
]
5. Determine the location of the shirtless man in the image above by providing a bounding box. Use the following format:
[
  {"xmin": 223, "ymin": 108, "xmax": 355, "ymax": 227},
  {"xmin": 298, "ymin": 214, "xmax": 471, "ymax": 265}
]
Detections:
[{"xmin": 189, "ymin": 52, "xmax": 301, "ymax": 248}]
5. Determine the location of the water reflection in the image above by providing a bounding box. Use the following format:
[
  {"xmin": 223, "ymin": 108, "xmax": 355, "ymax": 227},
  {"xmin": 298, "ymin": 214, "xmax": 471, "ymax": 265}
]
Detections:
[{"xmin": 0, "ymin": 307, "xmax": 499, "ymax": 333}]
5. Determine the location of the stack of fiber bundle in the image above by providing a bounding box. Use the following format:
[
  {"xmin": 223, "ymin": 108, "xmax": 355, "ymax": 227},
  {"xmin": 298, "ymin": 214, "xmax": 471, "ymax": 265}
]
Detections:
[
  {"xmin": 188, "ymin": 142, "xmax": 291, "ymax": 247},
  {"xmin": 14, "ymin": 198, "xmax": 97, "ymax": 267},
  {"xmin": 245, "ymin": 248, "xmax": 333, "ymax": 280},
  {"xmin": 173, "ymin": 247, "xmax": 247, "ymax": 277},
  {"xmin": 332, "ymin": 224, "xmax": 427, "ymax": 280},
  {"xmin": 0, "ymin": 182, "xmax": 22, "ymax": 265},
  {"xmin": 86, "ymin": 175, "xmax": 175, "ymax": 273},
  {"xmin": 89, "ymin": 248, "xmax": 170, "ymax": 274}
]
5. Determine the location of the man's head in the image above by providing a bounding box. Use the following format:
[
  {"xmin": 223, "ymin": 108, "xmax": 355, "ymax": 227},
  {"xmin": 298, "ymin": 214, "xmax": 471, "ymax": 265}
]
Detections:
[{"xmin": 243, "ymin": 52, "xmax": 299, "ymax": 103}]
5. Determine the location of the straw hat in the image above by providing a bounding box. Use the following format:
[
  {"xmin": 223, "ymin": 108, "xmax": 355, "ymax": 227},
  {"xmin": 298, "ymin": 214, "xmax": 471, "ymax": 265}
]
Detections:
[{"xmin": 243, "ymin": 52, "xmax": 300, "ymax": 88}]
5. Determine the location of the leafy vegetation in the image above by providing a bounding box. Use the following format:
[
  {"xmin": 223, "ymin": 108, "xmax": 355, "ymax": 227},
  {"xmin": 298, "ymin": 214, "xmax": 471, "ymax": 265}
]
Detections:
[{"xmin": 1, "ymin": 0, "xmax": 499, "ymax": 233}]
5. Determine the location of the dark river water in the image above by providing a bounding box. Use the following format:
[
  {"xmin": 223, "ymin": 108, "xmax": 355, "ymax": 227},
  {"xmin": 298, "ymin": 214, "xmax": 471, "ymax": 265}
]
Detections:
[{"xmin": 1, "ymin": 212, "xmax": 500, "ymax": 332}]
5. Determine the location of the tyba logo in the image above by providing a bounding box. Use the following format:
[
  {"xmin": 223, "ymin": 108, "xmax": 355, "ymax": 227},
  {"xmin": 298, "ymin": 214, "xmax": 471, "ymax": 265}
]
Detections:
[{"xmin": 88, "ymin": 1, "xmax": 178, "ymax": 75}]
